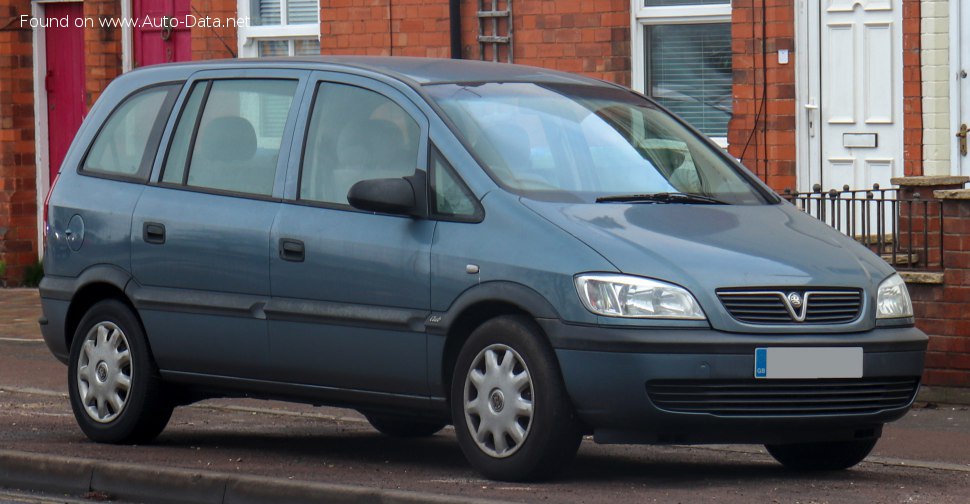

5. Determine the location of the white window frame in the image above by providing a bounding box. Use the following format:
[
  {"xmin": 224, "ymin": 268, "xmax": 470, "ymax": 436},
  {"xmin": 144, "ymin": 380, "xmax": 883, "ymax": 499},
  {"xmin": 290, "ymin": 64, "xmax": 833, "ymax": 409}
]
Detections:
[
  {"xmin": 237, "ymin": 0, "xmax": 320, "ymax": 58},
  {"xmin": 631, "ymin": 1, "xmax": 732, "ymax": 147}
]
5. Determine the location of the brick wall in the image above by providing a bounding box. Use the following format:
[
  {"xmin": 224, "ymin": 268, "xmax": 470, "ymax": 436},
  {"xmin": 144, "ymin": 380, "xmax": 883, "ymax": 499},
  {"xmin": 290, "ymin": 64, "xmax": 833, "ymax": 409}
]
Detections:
[
  {"xmin": 0, "ymin": 0, "xmax": 36, "ymax": 285},
  {"xmin": 191, "ymin": 0, "xmax": 238, "ymax": 60},
  {"xmin": 727, "ymin": 0, "xmax": 797, "ymax": 192},
  {"xmin": 320, "ymin": 0, "xmax": 393, "ymax": 56},
  {"xmin": 920, "ymin": 0, "xmax": 950, "ymax": 176},
  {"xmin": 909, "ymin": 191, "xmax": 970, "ymax": 388},
  {"xmin": 83, "ymin": 0, "xmax": 123, "ymax": 108},
  {"xmin": 903, "ymin": 0, "xmax": 923, "ymax": 177},
  {"xmin": 894, "ymin": 178, "xmax": 970, "ymax": 389},
  {"xmin": 320, "ymin": 0, "xmax": 630, "ymax": 86}
]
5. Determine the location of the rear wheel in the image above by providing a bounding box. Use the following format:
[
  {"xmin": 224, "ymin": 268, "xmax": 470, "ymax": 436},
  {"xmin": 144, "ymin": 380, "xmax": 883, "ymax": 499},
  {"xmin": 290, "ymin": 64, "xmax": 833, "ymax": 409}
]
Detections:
[
  {"xmin": 363, "ymin": 413, "xmax": 446, "ymax": 438},
  {"xmin": 451, "ymin": 315, "xmax": 582, "ymax": 481},
  {"xmin": 68, "ymin": 299, "xmax": 173, "ymax": 444},
  {"xmin": 765, "ymin": 438, "xmax": 878, "ymax": 470}
]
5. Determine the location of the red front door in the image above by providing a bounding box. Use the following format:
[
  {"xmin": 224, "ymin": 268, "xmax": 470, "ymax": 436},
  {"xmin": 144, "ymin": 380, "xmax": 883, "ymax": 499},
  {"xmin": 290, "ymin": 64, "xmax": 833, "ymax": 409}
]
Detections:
[
  {"xmin": 44, "ymin": 2, "xmax": 86, "ymax": 179},
  {"xmin": 133, "ymin": 0, "xmax": 191, "ymax": 67}
]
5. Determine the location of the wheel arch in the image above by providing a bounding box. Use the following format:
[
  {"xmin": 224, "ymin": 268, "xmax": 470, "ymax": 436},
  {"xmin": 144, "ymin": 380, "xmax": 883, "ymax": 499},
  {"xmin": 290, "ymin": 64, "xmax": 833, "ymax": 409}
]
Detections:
[
  {"xmin": 436, "ymin": 282, "xmax": 561, "ymax": 397},
  {"xmin": 60, "ymin": 266, "xmax": 139, "ymax": 353}
]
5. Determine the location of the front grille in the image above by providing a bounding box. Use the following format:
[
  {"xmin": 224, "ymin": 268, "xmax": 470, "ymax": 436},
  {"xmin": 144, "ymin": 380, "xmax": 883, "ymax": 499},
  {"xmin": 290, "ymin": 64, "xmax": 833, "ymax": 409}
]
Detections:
[
  {"xmin": 646, "ymin": 377, "xmax": 920, "ymax": 416},
  {"xmin": 717, "ymin": 289, "xmax": 863, "ymax": 324}
]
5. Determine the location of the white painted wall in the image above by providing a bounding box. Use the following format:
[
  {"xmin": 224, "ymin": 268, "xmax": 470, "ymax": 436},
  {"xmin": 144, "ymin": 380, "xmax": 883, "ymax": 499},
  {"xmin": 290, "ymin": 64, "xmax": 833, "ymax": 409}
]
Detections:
[{"xmin": 922, "ymin": 0, "xmax": 951, "ymax": 175}]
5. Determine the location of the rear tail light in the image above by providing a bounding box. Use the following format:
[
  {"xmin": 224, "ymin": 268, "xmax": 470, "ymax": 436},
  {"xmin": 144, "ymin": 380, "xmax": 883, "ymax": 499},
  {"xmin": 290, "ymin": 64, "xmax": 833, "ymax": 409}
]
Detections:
[{"xmin": 43, "ymin": 172, "xmax": 60, "ymax": 251}]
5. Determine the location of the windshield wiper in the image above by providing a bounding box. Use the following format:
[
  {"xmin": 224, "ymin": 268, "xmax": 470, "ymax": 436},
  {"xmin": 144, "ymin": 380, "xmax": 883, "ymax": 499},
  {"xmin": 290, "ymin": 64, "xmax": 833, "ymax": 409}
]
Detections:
[{"xmin": 595, "ymin": 192, "xmax": 728, "ymax": 205}]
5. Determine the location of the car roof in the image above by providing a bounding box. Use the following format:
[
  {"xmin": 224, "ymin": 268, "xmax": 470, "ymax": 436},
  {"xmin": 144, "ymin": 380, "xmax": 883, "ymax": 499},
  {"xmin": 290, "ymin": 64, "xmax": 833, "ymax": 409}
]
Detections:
[{"xmin": 127, "ymin": 56, "xmax": 614, "ymax": 87}]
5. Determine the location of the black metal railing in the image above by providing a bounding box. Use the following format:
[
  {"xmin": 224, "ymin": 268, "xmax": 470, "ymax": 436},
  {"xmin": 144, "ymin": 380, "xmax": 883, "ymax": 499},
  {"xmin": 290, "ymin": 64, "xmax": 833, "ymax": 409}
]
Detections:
[{"xmin": 780, "ymin": 184, "xmax": 944, "ymax": 270}]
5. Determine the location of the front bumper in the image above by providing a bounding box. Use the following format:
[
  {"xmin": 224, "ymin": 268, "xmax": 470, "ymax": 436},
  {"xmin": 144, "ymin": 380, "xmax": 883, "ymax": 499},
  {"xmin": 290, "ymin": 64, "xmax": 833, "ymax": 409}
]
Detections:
[{"xmin": 540, "ymin": 320, "xmax": 927, "ymax": 445}]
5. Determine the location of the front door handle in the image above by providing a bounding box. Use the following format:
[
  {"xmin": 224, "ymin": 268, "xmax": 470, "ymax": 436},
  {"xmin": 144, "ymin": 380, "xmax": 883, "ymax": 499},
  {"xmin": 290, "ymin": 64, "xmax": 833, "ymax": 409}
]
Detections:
[
  {"xmin": 279, "ymin": 238, "xmax": 305, "ymax": 262},
  {"xmin": 143, "ymin": 222, "xmax": 166, "ymax": 244}
]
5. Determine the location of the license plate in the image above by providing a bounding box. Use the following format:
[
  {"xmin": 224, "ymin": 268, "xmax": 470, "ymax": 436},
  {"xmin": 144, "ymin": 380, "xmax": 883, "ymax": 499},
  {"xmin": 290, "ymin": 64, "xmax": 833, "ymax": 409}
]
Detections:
[{"xmin": 755, "ymin": 347, "xmax": 863, "ymax": 379}]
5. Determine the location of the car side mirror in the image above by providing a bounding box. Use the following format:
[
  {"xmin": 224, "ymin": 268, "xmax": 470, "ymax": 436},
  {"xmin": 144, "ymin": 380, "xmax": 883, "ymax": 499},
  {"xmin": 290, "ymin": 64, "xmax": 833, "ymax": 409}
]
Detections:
[{"xmin": 347, "ymin": 177, "xmax": 417, "ymax": 215}]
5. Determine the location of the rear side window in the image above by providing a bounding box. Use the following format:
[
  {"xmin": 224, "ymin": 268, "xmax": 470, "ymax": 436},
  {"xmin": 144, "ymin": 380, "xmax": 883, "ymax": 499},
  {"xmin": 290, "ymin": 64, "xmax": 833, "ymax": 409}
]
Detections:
[
  {"xmin": 161, "ymin": 79, "xmax": 298, "ymax": 197},
  {"xmin": 81, "ymin": 84, "xmax": 179, "ymax": 179},
  {"xmin": 299, "ymin": 83, "xmax": 420, "ymax": 205}
]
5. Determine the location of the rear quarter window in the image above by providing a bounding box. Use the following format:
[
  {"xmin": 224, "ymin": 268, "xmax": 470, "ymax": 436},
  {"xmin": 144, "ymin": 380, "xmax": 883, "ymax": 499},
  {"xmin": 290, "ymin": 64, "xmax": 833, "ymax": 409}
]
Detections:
[{"xmin": 81, "ymin": 84, "xmax": 180, "ymax": 181}]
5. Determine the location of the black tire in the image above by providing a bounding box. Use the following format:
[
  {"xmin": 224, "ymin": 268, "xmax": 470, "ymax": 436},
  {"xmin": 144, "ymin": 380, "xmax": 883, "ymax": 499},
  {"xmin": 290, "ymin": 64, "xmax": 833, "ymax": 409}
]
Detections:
[
  {"xmin": 67, "ymin": 299, "xmax": 173, "ymax": 444},
  {"xmin": 363, "ymin": 413, "xmax": 446, "ymax": 438},
  {"xmin": 765, "ymin": 438, "xmax": 878, "ymax": 470},
  {"xmin": 450, "ymin": 315, "xmax": 582, "ymax": 481}
]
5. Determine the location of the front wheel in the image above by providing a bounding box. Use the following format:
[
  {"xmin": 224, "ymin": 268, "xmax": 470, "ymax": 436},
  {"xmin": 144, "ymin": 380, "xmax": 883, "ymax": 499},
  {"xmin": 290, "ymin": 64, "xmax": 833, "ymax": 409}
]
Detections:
[
  {"xmin": 765, "ymin": 438, "xmax": 878, "ymax": 470},
  {"xmin": 67, "ymin": 299, "xmax": 173, "ymax": 444},
  {"xmin": 450, "ymin": 315, "xmax": 582, "ymax": 481}
]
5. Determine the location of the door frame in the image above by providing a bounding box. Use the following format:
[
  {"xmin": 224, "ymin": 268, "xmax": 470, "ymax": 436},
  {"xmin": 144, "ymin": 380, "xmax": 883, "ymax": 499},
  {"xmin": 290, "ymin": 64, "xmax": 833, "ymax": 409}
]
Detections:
[
  {"xmin": 795, "ymin": 0, "xmax": 816, "ymax": 192},
  {"xmin": 951, "ymin": 0, "xmax": 964, "ymax": 175},
  {"xmin": 795, "ymin": 0, "xmax": 905, "ymax": 191}
]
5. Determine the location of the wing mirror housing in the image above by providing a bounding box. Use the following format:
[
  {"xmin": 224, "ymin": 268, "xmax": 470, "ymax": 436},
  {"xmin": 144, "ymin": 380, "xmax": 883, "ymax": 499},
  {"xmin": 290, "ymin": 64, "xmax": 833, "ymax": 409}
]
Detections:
[{"xmin": 347, "ymin": 176, "xmax": 419, "ymax": 216}]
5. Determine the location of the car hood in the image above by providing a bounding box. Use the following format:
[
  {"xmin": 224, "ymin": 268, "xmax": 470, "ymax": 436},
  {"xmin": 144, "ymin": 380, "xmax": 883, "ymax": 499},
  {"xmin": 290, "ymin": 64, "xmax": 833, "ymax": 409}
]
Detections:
[{"xmin": 521, "ymin": 199, "xmax": 895, "ymax": 332}]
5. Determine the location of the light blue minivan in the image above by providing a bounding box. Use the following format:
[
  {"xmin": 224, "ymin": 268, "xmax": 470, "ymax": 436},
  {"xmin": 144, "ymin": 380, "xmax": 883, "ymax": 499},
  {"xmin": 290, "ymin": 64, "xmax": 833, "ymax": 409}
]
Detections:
[{"xmin": 40, "ymin": 57, "xmax": 926, "ymax": 481}]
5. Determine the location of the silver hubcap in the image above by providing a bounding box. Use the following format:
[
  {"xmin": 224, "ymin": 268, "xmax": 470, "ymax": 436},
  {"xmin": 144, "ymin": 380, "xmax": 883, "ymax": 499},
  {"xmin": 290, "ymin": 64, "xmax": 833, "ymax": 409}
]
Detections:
[
  {"xmin": 76, "ymin": 322, "xmax": 132, "ymax": 423},
  {"xmin": 463, "ymin": 344, "xmax": 534, "ymax": 458}
]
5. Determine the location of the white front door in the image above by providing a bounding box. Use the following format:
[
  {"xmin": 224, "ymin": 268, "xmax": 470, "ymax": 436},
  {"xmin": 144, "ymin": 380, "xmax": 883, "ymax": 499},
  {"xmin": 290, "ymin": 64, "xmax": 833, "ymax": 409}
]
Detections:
[{"xmin": 801, "ymin": 0, "xmax": 904, "ymax": 192}]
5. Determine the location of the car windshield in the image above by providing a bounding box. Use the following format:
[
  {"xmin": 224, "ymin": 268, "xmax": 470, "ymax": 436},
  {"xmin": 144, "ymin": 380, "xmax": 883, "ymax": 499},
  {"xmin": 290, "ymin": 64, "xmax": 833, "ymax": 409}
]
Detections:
[{"xmin": 425, "ymin": 82, "xmax": 771, "ymax": 205}]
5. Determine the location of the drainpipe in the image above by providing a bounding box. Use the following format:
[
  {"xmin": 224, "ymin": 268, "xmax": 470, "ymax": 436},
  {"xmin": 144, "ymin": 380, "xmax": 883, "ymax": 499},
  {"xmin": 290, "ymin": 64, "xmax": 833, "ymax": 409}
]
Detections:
[{"xmin": 449, "ymin": 0, "xmax": 461, "ymax": 58}]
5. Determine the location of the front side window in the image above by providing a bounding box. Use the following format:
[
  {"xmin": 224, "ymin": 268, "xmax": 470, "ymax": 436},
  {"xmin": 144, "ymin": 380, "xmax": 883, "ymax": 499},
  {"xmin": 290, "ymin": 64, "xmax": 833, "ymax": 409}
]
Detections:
[
  {"xmin": 161, "ymin": 79, "xmax": 298, "ymax": 196},
  {"xmin": 238, "ymin": 0, "xmax": 320, "ymax": 57},
  {"xmin": 426, "ymin": 82, "xmax": 767, "ymax": 205},
  {"xmin": 300, "ymin": 83, "xmax": 421, "ymax": 205},
  {"xmin": 634, "ymin": 1, "xmax": 732, "ymax": 143},
  {"xmin": 82, "ymin": 85, "xmax": 179, "ymax": 179}
]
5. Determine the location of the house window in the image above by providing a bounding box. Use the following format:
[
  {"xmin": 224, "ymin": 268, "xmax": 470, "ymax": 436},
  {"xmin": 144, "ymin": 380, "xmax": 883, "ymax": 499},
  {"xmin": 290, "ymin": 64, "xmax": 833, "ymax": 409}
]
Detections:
[
  {"xmin": 632, "ymin": 1, "xmax": 732, "ymax": 145},
  {"xmin": 238, "ymin": 0, "xmax": 320, "ymax": 57}
]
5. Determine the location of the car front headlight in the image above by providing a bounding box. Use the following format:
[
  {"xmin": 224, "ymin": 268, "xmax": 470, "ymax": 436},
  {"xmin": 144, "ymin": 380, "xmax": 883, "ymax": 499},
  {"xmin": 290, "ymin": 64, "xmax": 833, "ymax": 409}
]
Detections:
[
  {"xmin": 575, "ymin": 274, "xmax": 706, "ymax": 320},
  {"xmin": 876, "ymin": 274, "xmax": 913, "ymax": 319}
]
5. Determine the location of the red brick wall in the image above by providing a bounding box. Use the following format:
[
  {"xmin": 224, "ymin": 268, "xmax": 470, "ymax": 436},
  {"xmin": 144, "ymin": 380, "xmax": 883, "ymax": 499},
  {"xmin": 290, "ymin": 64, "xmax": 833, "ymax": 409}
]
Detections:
[
  {"xmin": 321, "ymin": 0, "xmax": 392, "ymax": 56},
  {"xmin": 727, "ymin": 0, "xmax": 797, "ymax": 192},
  {"xmin": 321, "ymin": 0, "xmax": 630, "ymax": 86},
  {"xmin": 83, "ymin": 0, "xmax": 123, "ymax": 108},
  {"xmin": 0, "ymin": 0, "xmax": 37, "ymax": 285},
  {"xmin": 191, "ymin": 0, "xmax": 238, "ymax": 60},
  {"xmin": 902, "ymin": 0, "xmax": 922, "ymax": 177},
  {"xmin": 909, "ymin": 198, "xmax": 970, "ymax": 387}
]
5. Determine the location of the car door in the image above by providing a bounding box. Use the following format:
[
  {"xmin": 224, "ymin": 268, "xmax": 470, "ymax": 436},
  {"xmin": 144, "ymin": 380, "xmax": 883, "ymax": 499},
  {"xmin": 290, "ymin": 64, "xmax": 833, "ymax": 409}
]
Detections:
[
  {"xmin": 267, "ymin": 72, "xmax": 434, "ymax": 395},
  {"xmin": 130, "ymin": 69, "xmax": 308, "ymax": 379}
]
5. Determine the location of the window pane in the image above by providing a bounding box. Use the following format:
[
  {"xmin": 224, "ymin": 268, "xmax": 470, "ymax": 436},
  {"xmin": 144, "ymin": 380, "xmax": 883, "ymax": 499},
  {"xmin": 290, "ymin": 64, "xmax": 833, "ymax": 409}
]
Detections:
[
  {"xmin": 432, "ymin": 149, "xmax": 476, "ymax": 217},
  {"xmin": 287, "ymin": 0, "xmax": 318, "ymax": 24},
  {"xmin": 83, "ymin": 85, "xmax": 175, "ymax": 178},
  {"xmin": 646, "ymin": 23, "xmax": 732, "ymax": 137},
  {"xmin": 644, "ymin": 0, "xmax": 730, "ymax": 6},
  {"xmin": 258, "ymin": 40, "xmax": 289, "ymax": 57},
  {"xmin": 294, "ymin": 38, "xmax": 320, "ymax": 56},
  {"xmin": 301, "ymin": 83, "xmax": 421, "ymax": 205},
  {"xmin": 185, "ymin": 79, "xmax": 298, "ymax": 196},
  {"xmin": 162, "ymin": 82, "xmax": 206, "ymax": 184},
  {"xmin": 252, "ymin": 0, "xmax": 281, "ymax": 26}
]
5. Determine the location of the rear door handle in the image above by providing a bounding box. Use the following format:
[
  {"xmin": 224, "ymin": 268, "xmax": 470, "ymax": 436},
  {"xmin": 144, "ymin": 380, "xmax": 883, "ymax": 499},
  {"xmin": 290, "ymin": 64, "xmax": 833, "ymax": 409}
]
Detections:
[
  {"xmin": 279, "ymin": 238, "xmax": 305, "ymax": 262},
  {"xmin": 143, "ymin": 222, "xmax": 166, "ymax": 244}
]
